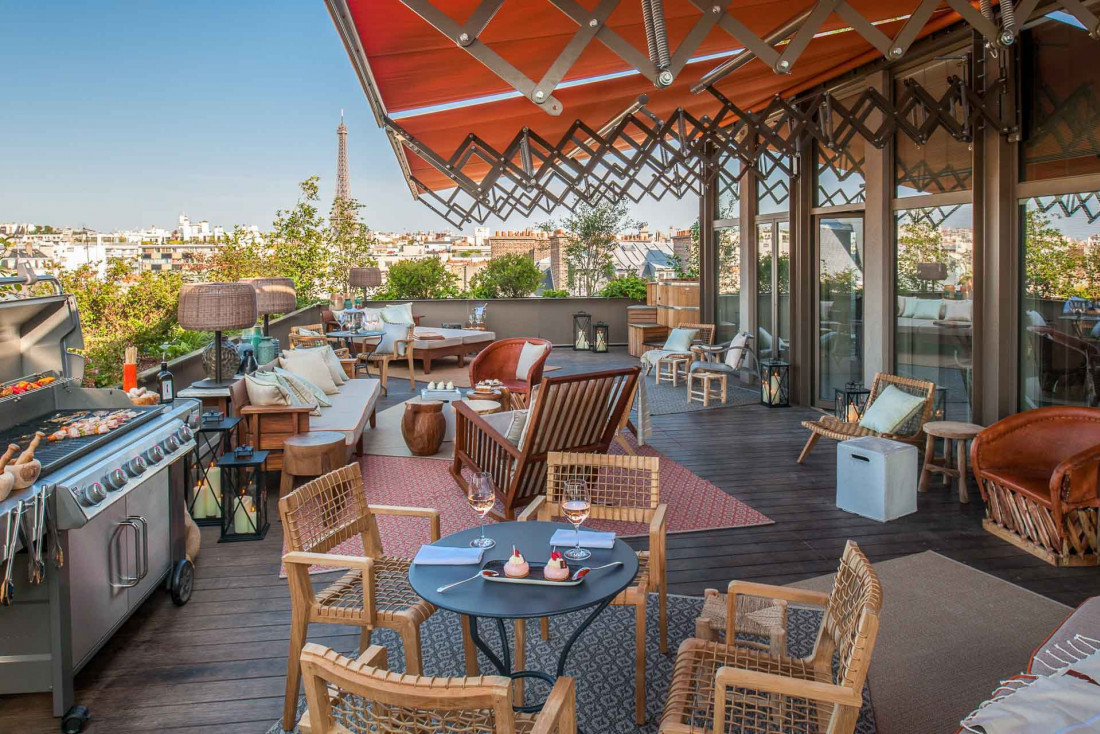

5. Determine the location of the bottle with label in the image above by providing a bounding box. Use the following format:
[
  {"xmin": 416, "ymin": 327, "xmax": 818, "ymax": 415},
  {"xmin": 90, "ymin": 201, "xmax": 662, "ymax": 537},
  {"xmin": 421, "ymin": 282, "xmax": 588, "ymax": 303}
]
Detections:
[{"xmin": 158, "ymin": 354, "xmax": 175, "ymax": 403}]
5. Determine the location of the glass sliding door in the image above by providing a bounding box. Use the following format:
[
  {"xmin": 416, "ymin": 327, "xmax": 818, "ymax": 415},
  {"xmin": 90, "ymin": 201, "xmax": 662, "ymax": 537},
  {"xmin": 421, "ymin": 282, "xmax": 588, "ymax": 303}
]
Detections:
[
  {"xmin": 756, "ymin": 218, "xmax": 790, "ymax": 361},
  {"xmin": 818, "ymin": 217, "xmax": 864, "ymax": 402},
  {"xmin": 715, "ymin": 225, "xmax": 741, "ymax": 340}
]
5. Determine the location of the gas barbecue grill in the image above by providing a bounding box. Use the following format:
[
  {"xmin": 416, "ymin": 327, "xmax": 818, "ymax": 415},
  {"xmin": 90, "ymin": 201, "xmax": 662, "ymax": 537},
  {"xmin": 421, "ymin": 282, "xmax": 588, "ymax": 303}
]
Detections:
[{"xmin": 0, "ymin": 274, "xmax": 199, "ymax": 733}]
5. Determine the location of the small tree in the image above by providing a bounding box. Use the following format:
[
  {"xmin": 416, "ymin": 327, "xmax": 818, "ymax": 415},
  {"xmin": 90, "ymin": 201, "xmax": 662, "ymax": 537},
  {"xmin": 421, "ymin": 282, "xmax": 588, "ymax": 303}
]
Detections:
[
  {"xmin": 1024, "ymin": 208, "xmax": 1091, "ymax": 299},
  {"xmin": 669, "ymin": 220, "xmax": 701, "ymax": 279},
  {"xmin": 896, "ymin": 219, "xmax": 948, "ymax": 294},
  {"xmin": 326, "ymin": 196, "xmax": 378, "ymax": 295},
  {"xmin": 599, "ymin": 274, "xmax": 648, "ymax": 300},
  {"xmin": 468, "ymin": 253, "xmax": 542, "ymax": 298},
  {"xmin": 377, "ymin": 258, "xmax": 459, "ymax": 300},
  {"xmin": 268, "ymin": 177, "xmax": 328, "ymax": 304},
  {"xmin": 189, "ymin": 225, "xmax": 270, "ymax": 283},
  {"xmin": 545, "ymin": 201, "xmax": 644, "ymax": 296}
]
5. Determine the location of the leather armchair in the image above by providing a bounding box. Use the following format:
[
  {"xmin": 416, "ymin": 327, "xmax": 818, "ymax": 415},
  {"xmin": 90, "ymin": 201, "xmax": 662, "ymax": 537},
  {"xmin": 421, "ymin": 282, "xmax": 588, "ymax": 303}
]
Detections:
[
  {"xmin": 468, "ymin": 337, "xmax": 552, "ymax": 399},
  {"xmin": 971, "ymin": 406, "xmax": 1100, "ymax": 566}
]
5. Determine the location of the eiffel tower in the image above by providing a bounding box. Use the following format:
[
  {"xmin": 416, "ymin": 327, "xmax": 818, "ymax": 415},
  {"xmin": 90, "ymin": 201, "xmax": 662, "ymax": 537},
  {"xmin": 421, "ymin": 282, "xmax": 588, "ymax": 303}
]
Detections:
[{"xmin": 331, "ymin": 111, "xmax": 352, "ymax": 224}]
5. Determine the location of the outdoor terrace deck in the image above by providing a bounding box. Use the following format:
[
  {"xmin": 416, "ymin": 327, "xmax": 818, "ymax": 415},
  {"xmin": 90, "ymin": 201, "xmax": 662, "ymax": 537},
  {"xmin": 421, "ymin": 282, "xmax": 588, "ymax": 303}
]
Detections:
[{"xmin": 2, "ymin": 346, "xmax": 1098, "ymax": 732}]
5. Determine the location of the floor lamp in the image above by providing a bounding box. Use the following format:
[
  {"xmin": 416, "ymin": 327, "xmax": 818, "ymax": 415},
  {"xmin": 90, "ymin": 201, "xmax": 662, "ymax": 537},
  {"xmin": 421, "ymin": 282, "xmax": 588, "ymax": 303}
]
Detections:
[
  {"xmin": 349, "ymin": 266, "xmax": 382, "ymax": 306},
  {"xmin": 178, "ymin": 282, "xmax": 258, "ymax": 388},
  {"xmin": 244, "ymin": 277, "xmax": 296, "ymax": 335}
]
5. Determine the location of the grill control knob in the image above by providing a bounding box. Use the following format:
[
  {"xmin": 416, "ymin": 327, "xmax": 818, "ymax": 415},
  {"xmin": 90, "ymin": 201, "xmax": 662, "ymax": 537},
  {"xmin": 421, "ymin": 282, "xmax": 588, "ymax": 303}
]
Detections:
[
  {"xmin": 164, "ymin": 435, "xmax": 180, "ymax": 453},
  {"xmin": 177, "ymin": 425, "xmax": 194, "ymax": 443},
  {"xmin": 124, "ymin": 456, "xmax": 148, "ymax": 477},
  {"xmin": 144, "ymin": 445, "xmax": 165, "ymax": 465},
  {"xmin": 103, "ymin": 468, "xmax": 127, "ymax": 491},
  {"xmin": 80, "ymin": 482, "xmax": 107, "ymax": 506}
]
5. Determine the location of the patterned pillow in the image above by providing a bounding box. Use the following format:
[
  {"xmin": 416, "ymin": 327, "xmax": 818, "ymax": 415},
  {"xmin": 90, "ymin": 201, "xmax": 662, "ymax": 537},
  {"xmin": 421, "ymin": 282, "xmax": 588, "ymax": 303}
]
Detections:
[{"xmin": 274, "ymin": 367, "xmax": 331, "ymax": 413}]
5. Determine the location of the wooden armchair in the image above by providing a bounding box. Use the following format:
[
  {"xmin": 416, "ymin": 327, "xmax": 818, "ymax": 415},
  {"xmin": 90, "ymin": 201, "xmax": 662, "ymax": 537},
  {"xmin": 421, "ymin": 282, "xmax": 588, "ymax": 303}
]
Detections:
[
  {"xmin": 279, "ymin": 465, "xmax": 471, "ymax": 730},
  {"xmin": 798, "ymin": 372, "xmax": 936, "ymax": 464},
  {"xmin": 971, "ymin": 406, "xmax": 1100, "ymax": 566},
  {"xmin": 451, "ymin": 367, "xmax": 640, "ymax": 520},
  {"xmin": 519, "ymin": 451, "xmax": 666, "ymax": 725},
  {"xmin": 298, "ymin": 643, "xmax": 576, "ymax": 734},
  {"xmin": 660, "ymin": 540, "xmax": 882, "ymax": 734},
  {"xmin": 469, "ymin": 337, "xmax": 553, "ymax": 401},
  {"xmin": 289, "ymin": 324, "xmax": 339, "ymax": 350},
  {"xmin": 355, "ymin": 328, "xmax": 415, "ymax": 394}
]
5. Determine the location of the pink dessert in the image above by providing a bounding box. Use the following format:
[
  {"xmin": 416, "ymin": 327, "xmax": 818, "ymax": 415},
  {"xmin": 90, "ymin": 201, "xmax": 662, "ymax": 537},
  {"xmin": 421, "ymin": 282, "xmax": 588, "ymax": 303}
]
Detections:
[
  {"xmin": 543, "ymin": 551, "xmax": 570, "ymax": 581},
  {"xmin": 504, "ymin": 546, "xmax": 530, "ymax": 578}
]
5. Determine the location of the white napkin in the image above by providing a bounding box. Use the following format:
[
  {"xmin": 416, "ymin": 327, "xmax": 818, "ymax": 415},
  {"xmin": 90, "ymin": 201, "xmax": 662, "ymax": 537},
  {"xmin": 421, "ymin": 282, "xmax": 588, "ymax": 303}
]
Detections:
[
  {"xmin": 549, "ymin": 529, "xmax": 616, "ymax": 549},
  {"xmin": 413, "ymin": 545, "xmax": 485, "ymax": 565}
]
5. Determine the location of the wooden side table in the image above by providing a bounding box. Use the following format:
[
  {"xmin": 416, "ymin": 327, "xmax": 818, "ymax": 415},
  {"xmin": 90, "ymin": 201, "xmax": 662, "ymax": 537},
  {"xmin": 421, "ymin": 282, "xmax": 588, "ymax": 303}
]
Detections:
[
  {"xmin": 687, "ymin": 370, "xmax": 727, "ymax": 407},
  {"xmin": 401, "ymin": 399, "xmax": 446, "ymax": 456},
  {"xmin": 280, "ymin": 431, "xmax": 347, "ymax": 498},
  {"xmin": 462, "ymin": 399, "xmax": 502, "ymax": 416},
  {"xmin": 655, "ymin": 355, "xmax": 689, "ymax": 386},
  {"xmin": 919, "ymin": 420, "xmax": 984, "ymax": 503}
]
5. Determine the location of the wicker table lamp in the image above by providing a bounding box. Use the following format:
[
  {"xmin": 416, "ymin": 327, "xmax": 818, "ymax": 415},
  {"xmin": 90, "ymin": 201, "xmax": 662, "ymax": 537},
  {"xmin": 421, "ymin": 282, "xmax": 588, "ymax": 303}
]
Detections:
[
  {"xmin": 243, "ymin": 277, "xmax": 296, "ymax": 335},
  {"xmin": 349, "ymin": 266, "xmax": 382, "ymax": 304},
  {"xmin": 178, "ymin": 282, "xmax": 257, "ymax": 388}
]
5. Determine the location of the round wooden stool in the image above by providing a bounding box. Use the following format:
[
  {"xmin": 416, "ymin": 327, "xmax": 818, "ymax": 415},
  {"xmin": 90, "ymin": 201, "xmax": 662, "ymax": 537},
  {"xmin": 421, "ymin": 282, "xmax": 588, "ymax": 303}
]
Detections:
[
  {"xmin": 401, "ymin": 399, "xmax": 446, "ymax": 456},
  {"xmin": 279, "ymin": 431, "xmax": 347, "ymax": 498},
  {"xmin": 919, "ymin": 421, "xmax": 984, "ymax": 503}
]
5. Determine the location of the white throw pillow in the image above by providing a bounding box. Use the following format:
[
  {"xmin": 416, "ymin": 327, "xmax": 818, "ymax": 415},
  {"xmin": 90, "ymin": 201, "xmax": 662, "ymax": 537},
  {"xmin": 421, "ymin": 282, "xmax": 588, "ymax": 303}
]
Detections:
[
  {"xmin": 480, "ymin": 409, "xmax": 528, "ymax": 446},
  {"xmin": 381, "ymin": 303, "xmax": 415, "ymax": 326},
  {"xmin": 900, "ymin": 296, "xmax": 918, "ymax": 318},
  {"xmin": 378, "ymin": 322, "xmax": 411, "ymax": 356},
  {"xmin": 1025, "ymin": 310, "xmax": 1047, "ymax": 327},
  {"xmin": 244, "ymin": 373, "xmax": 289, "ymax": 406},
  {"xmin": 297, "ymin": 327, "xmax": 321, "ymax": 337},
  {"xmin": 724, "ymin": 332, "xmax": 750, "ymax": 368},
  {"xmin": 911, "ymin": 299, "xmax": 944, "ymax": 320},
  {"xmin": 943, "ymin": 299, "xmax": 972, "ymax": 322},
  {"xmin": 301, "ymin": 345, "xmax": 346, "ymax": 385},
  {"xmin": 279, "ymin": 349, "xmax": 339, "ymax": 395},
  {"xmin": 858, "ymin": 385, "xmax": 927, "ymax": 434},
  {"xmin": 515, "ymin": 341, "xmax": 549, "ymax": 381},
  {"xmin": 275, "ymin": 367, "xmax": 331, "ymax": 409},
  {"xmin": 662, "ymin": 328, "xmax": 698, "ymax": 353}
]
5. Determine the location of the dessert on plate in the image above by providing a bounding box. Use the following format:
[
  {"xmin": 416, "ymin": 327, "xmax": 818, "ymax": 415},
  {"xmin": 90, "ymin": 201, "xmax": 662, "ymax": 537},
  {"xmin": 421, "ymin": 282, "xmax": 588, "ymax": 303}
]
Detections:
[
  {"xmin": 543, "ymin": 551, "xmax": 570, "ymax": 581},
  {"xmin": 503, "ymin": 546, "xmax": 530, "ymax": 578}
]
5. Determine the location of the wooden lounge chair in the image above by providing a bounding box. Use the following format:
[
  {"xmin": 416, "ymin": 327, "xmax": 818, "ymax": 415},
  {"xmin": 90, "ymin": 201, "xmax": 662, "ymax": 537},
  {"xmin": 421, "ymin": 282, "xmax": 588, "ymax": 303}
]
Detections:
[
  {"xmin": 298, "ymin": 643, "xmax": 577, "ymax": 734},
  {"xmin": 451, "ymin": 367, "xmax": 640, "ymax": 519},
  {"xmin": 519, "ymin": 451, "xmax": 667, "ymax": 725},
  {"xmin": 660, "ymin": 540, "xmax": 882, "ymax": 734},
  {"xmin": 797, "ymin": 372, "xmax": 936, "ymax": 464},
  {"xmin": 279, "ymin": 465, "xmax": 473, "ymax": 731}
]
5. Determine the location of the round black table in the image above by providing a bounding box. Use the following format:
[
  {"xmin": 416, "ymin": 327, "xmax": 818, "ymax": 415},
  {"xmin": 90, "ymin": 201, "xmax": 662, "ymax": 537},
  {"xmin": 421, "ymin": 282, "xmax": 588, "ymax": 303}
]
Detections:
[
  {"xmin": 409, "ymin": 521, "xmax": 638, "ymax": 715},
  {"xmin": 328, "ymin": 329, "xmax": 384, "ymax": 361}
]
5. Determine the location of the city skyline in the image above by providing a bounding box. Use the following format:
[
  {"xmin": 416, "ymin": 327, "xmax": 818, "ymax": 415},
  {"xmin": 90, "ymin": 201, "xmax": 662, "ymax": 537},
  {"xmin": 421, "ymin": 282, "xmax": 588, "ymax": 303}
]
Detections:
[{"xmin": 0, "ymin": 2, "xmax": 698, "ymax": 234}]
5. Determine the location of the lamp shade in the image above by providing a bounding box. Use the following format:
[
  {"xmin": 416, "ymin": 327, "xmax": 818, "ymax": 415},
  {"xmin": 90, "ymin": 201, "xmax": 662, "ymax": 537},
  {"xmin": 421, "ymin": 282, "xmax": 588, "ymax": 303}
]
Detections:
[
  {"xmin": 243, "ymin": 277, "xmax": 296, "ymax": 316},
  {"xmin": 349, "ymin": 267, "xmax": 382, "ymax": 289},
  {"xmin": 178, "ymin": 282, "xmax": 257, "ymax": 331}
]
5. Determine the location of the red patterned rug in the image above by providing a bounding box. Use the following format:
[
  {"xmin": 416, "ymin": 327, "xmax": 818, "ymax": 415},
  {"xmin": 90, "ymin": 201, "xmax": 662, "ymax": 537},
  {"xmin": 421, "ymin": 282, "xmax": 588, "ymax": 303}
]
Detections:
[{"xmin": 280, "ymin": 437, "xmax": 772, "ymax": 575}]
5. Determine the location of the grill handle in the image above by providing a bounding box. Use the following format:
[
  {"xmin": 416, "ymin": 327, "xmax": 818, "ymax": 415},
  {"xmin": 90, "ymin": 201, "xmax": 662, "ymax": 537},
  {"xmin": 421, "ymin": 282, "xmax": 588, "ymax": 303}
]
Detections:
[
  {"xmin": 131, "ymin": 516, "xmax": 149, "ymax": 581},
  {"xmin": 110, "ymin": 520, "xmax": 141, "ymax": 589}
]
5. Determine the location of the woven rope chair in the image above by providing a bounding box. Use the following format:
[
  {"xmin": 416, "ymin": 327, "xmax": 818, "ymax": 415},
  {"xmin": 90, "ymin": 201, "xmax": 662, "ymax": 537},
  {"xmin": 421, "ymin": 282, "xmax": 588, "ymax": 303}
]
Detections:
[
  {"xmin": 280, "ymin": 464, "xmax": 471, "ymax": 730},
  {"xmin": 518, "ymin": 451, "xmax": 667, "ymax": 725},
  {"xmin": 797, "ymin": 372, "xmax": 936, "ymax": 464},
  {"xmin": 298, "ymin": 643, "xmax": 577, "ymax": 734},
  {"xmin": 660, "ymin": 540, "xmax": 883, "ymax": 734},
  {"xmin": 289, "ymin": 324, "xmax": 340, "ymax": 350}
]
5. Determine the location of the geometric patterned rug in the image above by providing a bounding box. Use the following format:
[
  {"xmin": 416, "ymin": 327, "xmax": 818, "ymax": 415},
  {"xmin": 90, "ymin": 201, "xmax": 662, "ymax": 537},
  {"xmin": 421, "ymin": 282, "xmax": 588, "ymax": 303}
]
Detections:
[
  {"xmin": 640, "ymin": 374, "xmax": 761, "ymax": 416},
  {"xmin": 267, "ymin": 594, "xmax": 876, "ymax": 733},
  {"xmin": 279, "ymin": 434, "xmax": 772, "ymax": 576}
]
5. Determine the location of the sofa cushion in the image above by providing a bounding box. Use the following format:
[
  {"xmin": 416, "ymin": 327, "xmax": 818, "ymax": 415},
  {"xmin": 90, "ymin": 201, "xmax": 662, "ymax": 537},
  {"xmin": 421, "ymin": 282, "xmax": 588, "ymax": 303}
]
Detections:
[
  {"xmin": 515, "ymin": 341, "xmax": 549, "ymax": 381},
  {"xmin": 981, "ymin": 467, "xmax": 1053, "ymax": 507},
  {"xmin": 244, "ymin": 373, "xmax": 290, "ymax": 406},
  {"xmin": 378, "ymin": 322, "xmax": 411, "ymax": 356},
  {"xmin": 724, "ymin": 332, "xmax": 750, "ymax": 368},
  {"xmin": 943, "ymin": 299, "xmax": 972, "ymax": 322},
  {"xmin": 381, "ymin": 302, "xmax": 415, "ymax": 326},
  {"xmin": 281, "ymin": 349, "xmax": 339, "ymax": 395},
  {"xmin": 309, "ymin": 378, "xmax": 381, "ymax": 445},
  {"xmin": 274, "ymin": 367, "xmax": 330, "ymax": 411},
  {"xmin": 911, "ymin": 298, "xmax": 944, "ymax": 320}
]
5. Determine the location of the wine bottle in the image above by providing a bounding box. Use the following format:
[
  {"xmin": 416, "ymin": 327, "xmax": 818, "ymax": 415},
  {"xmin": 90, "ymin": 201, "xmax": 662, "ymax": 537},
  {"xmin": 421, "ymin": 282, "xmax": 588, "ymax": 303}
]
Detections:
[{"xmin": 158, "ymin": 354, "xmax": 175, "ymax": 403}]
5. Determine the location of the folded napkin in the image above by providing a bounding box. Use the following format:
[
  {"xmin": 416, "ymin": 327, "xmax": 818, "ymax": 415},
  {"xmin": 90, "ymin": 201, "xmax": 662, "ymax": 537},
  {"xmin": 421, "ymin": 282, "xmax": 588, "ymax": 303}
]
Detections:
[
  {"xmin": 413, "ymin": 545, "xmax": 485, "ymax": 565},
  {"xmin": 549, "ymin": 529, "xmax": 616, "ymax": 549}
]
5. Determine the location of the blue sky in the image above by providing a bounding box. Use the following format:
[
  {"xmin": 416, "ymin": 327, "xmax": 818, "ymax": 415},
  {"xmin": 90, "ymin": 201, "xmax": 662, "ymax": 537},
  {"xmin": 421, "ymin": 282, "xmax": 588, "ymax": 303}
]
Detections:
[{"xmin": 0, "ymin": 2, "xmax": 697, "ymax": 234}]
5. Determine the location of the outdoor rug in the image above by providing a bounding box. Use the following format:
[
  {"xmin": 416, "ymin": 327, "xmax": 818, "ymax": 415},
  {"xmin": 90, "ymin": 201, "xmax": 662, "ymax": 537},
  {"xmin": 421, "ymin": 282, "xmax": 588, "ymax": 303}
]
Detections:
[
  {"xmin": 280, "ymin": 434, "xmax": 772, "ymax": 576},
  {"xmin": 268, "ymin": 594, "xmax": 876, "ymax": 734},
  {"xmin": 793, "ymin": 550, "xmax": 1071, "ymax": 734},
  {"xmin": 385, "ymin": 361, "xmax": 560, "ymax": 388},
  {"xmin": 638, "ymin": 371, "xmax": 760, "ymax": 416}
]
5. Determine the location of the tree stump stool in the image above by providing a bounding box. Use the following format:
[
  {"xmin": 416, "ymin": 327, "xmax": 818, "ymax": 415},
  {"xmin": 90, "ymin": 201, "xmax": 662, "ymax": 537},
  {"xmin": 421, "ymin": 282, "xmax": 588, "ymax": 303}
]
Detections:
[
  {"xmin": 402, "ymin": 399, "xmax": 446, "ymax": 456},
  {"xmin": 462, "ymin": 398, "xmax": 502, "ymax": 416},
  {"xmin": 919, "ymin": 420, "xmax": 984, "ymax": 503},
  {"xmin": 279, "ymin": 431, "xmax": 347, "ymax": 498}
]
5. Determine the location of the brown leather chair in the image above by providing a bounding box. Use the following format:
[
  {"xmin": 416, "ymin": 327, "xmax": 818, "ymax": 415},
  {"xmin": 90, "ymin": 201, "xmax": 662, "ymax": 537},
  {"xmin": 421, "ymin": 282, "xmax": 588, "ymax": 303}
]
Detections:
[
  {"xmin": 971, "ymin": 406, "xmax": 1100, "ymax": 566},
  {"xmin": 468, "ymin": 337, "xmax": 552, "ymax": 401}
]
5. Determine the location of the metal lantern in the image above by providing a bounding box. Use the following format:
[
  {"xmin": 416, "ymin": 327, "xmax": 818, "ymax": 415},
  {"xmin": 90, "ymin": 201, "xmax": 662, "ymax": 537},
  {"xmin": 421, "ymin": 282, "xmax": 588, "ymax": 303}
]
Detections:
[
  {"xmin": 572, "ymin": 311, "xmax": 592, "ymax": 351},
  {"xmin": 591, "ymin": 322, "xmax": 609, "ymax": 353},
  {"xmin": 760, "ymin": 359, "xmax": 790, "ymax": 408},
  {"xmin": 932, "ymin": 386, "xmax": 948, "ymax": 421},
  {"xmin": 216, "ymin": 450, "xmax": 269, "ymax": 542},
  {"xmin": 834, "ymin": 381, "xmax": 870, "ymax": 422}
]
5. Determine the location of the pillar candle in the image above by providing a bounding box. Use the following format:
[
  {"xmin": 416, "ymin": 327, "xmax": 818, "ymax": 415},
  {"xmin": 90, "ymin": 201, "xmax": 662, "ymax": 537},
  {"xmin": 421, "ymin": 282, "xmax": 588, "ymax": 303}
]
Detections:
[
  {"xmin": 207, "ymin": 464, "xmax": 221, "ymax": 503},
  {"xmin": 190, "ymin": 484, "xmax": 207, "ymax": 519},
  {"xmin": 233, "ymin": 495, "xmax": 256, "ymax": 535}
]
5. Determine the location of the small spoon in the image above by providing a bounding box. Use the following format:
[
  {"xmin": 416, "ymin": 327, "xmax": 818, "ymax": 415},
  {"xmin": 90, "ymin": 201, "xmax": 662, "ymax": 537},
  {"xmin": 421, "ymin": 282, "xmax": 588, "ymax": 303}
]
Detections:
[
  {"xmin": 571, "ymin": 561, "xmax": 623, "ymax": 581},
  {"xmin": 437, "ymin": 569, "xmax": 499, "ymax": 593}
]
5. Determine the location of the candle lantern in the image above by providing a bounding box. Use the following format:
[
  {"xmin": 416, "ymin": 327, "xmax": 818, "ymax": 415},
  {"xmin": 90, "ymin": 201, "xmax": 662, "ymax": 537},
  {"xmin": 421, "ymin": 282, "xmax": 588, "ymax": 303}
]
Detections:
[
  {"xmin": 591, "ymin": 322, "xmax": 609, "ymax": 353},
  {"xmin": 932, "ymin": 386, "xmax": 948, "ymax": 421},
  {"xmin": 760, "ymin": 359, "xmax": 790, "ymax": 408},
  {"xmin": 189, "ymin": 416, "xmax": 241, "ymax": 527},
  {"xmin": 572, "ymin": 311, "xmax": 592, "ymax": 351},
  {"xmin": 834, "ymin": 381, "xmax": 870, "ymax": 422},
  {"xmin": 216, "ymin": 449, "xmax": 269, "ymax": 542}
]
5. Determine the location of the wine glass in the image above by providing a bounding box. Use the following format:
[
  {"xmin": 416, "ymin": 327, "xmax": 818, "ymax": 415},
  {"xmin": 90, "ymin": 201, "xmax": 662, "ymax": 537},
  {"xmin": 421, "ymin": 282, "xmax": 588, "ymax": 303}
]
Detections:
[
  {"xmin": 467, "ymin": 472, "xmax": 496, "ymax": 549},
  {"xmin": 561, "ymin": 479, "xmax": 592, "ymax": 561}
]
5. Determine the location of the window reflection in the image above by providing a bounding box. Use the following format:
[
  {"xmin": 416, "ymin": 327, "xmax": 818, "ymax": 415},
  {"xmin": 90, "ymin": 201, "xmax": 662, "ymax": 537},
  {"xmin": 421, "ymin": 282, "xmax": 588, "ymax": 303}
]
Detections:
[
  {"xmin": 716, "ymin": 226, "xmax": 741, "ymax": 341},
  {"xmin": 894, "ymin": 205, "xmax": 975, "ymax": 420},
  {"xmin": 1020, "ymin": 193, "xmax": 1100, "ymax": 408},
  {"xmin": 819, "ymin": 218, "xmax": 864, "ymax": 401}
]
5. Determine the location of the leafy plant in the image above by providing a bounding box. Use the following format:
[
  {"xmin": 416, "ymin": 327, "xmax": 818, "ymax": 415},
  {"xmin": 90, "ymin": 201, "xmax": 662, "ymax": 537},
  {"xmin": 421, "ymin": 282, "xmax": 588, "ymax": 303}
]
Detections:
[
  {"xmin": 468, "ymin": 253, "xmax": 542, "ymax": 298},
  {"xmin": 541, "ymin": 288, "xmax": 570, "ymax": 298},
  {"xmin": 376, "ymin": 258, "xmax": 459, "ymax": 300},
  {"xmin": 599, "ymin": 274, "xmax": 648, "ymax": 300},
  {"xmin": 543, "ymin": 201, "xmax": 644, "ymax": 296}
]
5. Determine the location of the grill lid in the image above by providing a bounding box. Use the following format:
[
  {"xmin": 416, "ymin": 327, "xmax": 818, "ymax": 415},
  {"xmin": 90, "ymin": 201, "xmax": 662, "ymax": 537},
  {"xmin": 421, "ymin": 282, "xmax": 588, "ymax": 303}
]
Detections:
[{"xmin": 0, "ymin": 274, "xmax": 85, "ymax": 384}]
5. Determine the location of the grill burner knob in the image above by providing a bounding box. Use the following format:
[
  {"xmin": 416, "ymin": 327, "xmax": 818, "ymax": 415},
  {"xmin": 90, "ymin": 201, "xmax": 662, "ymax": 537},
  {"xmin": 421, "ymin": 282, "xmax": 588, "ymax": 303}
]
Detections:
[
  {"xmin": 144, "ymin": 445, "xmax": 165, "ymax": 465},
  {"xmin": 177, "ymin": 425, "xmax": 193, "ymax": 443},
  {"xmin": 164, "ymin": 435, "xmax": 180, "ymax": 453},
  {"xmin": 125, "ymin": 456, "xmax": 147, "ymax": 477},
  {"xmin": 80, "ymin": 482, "xmax": 107, "ymax": 506},
  {"xmin": 103, "ymin": 468, "xmax": 127, "ymax": 491}
]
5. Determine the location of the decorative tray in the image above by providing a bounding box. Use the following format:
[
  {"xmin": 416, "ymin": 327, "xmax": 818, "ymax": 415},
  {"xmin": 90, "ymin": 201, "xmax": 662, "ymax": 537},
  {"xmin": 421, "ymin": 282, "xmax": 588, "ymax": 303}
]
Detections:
[
  {"xmin": 481, "ymin": 559, "xmax": 583, "ymax": 587},
  {"xmin": 420, "ymin": 389, "xmax": 462, "ymax": 402}
]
